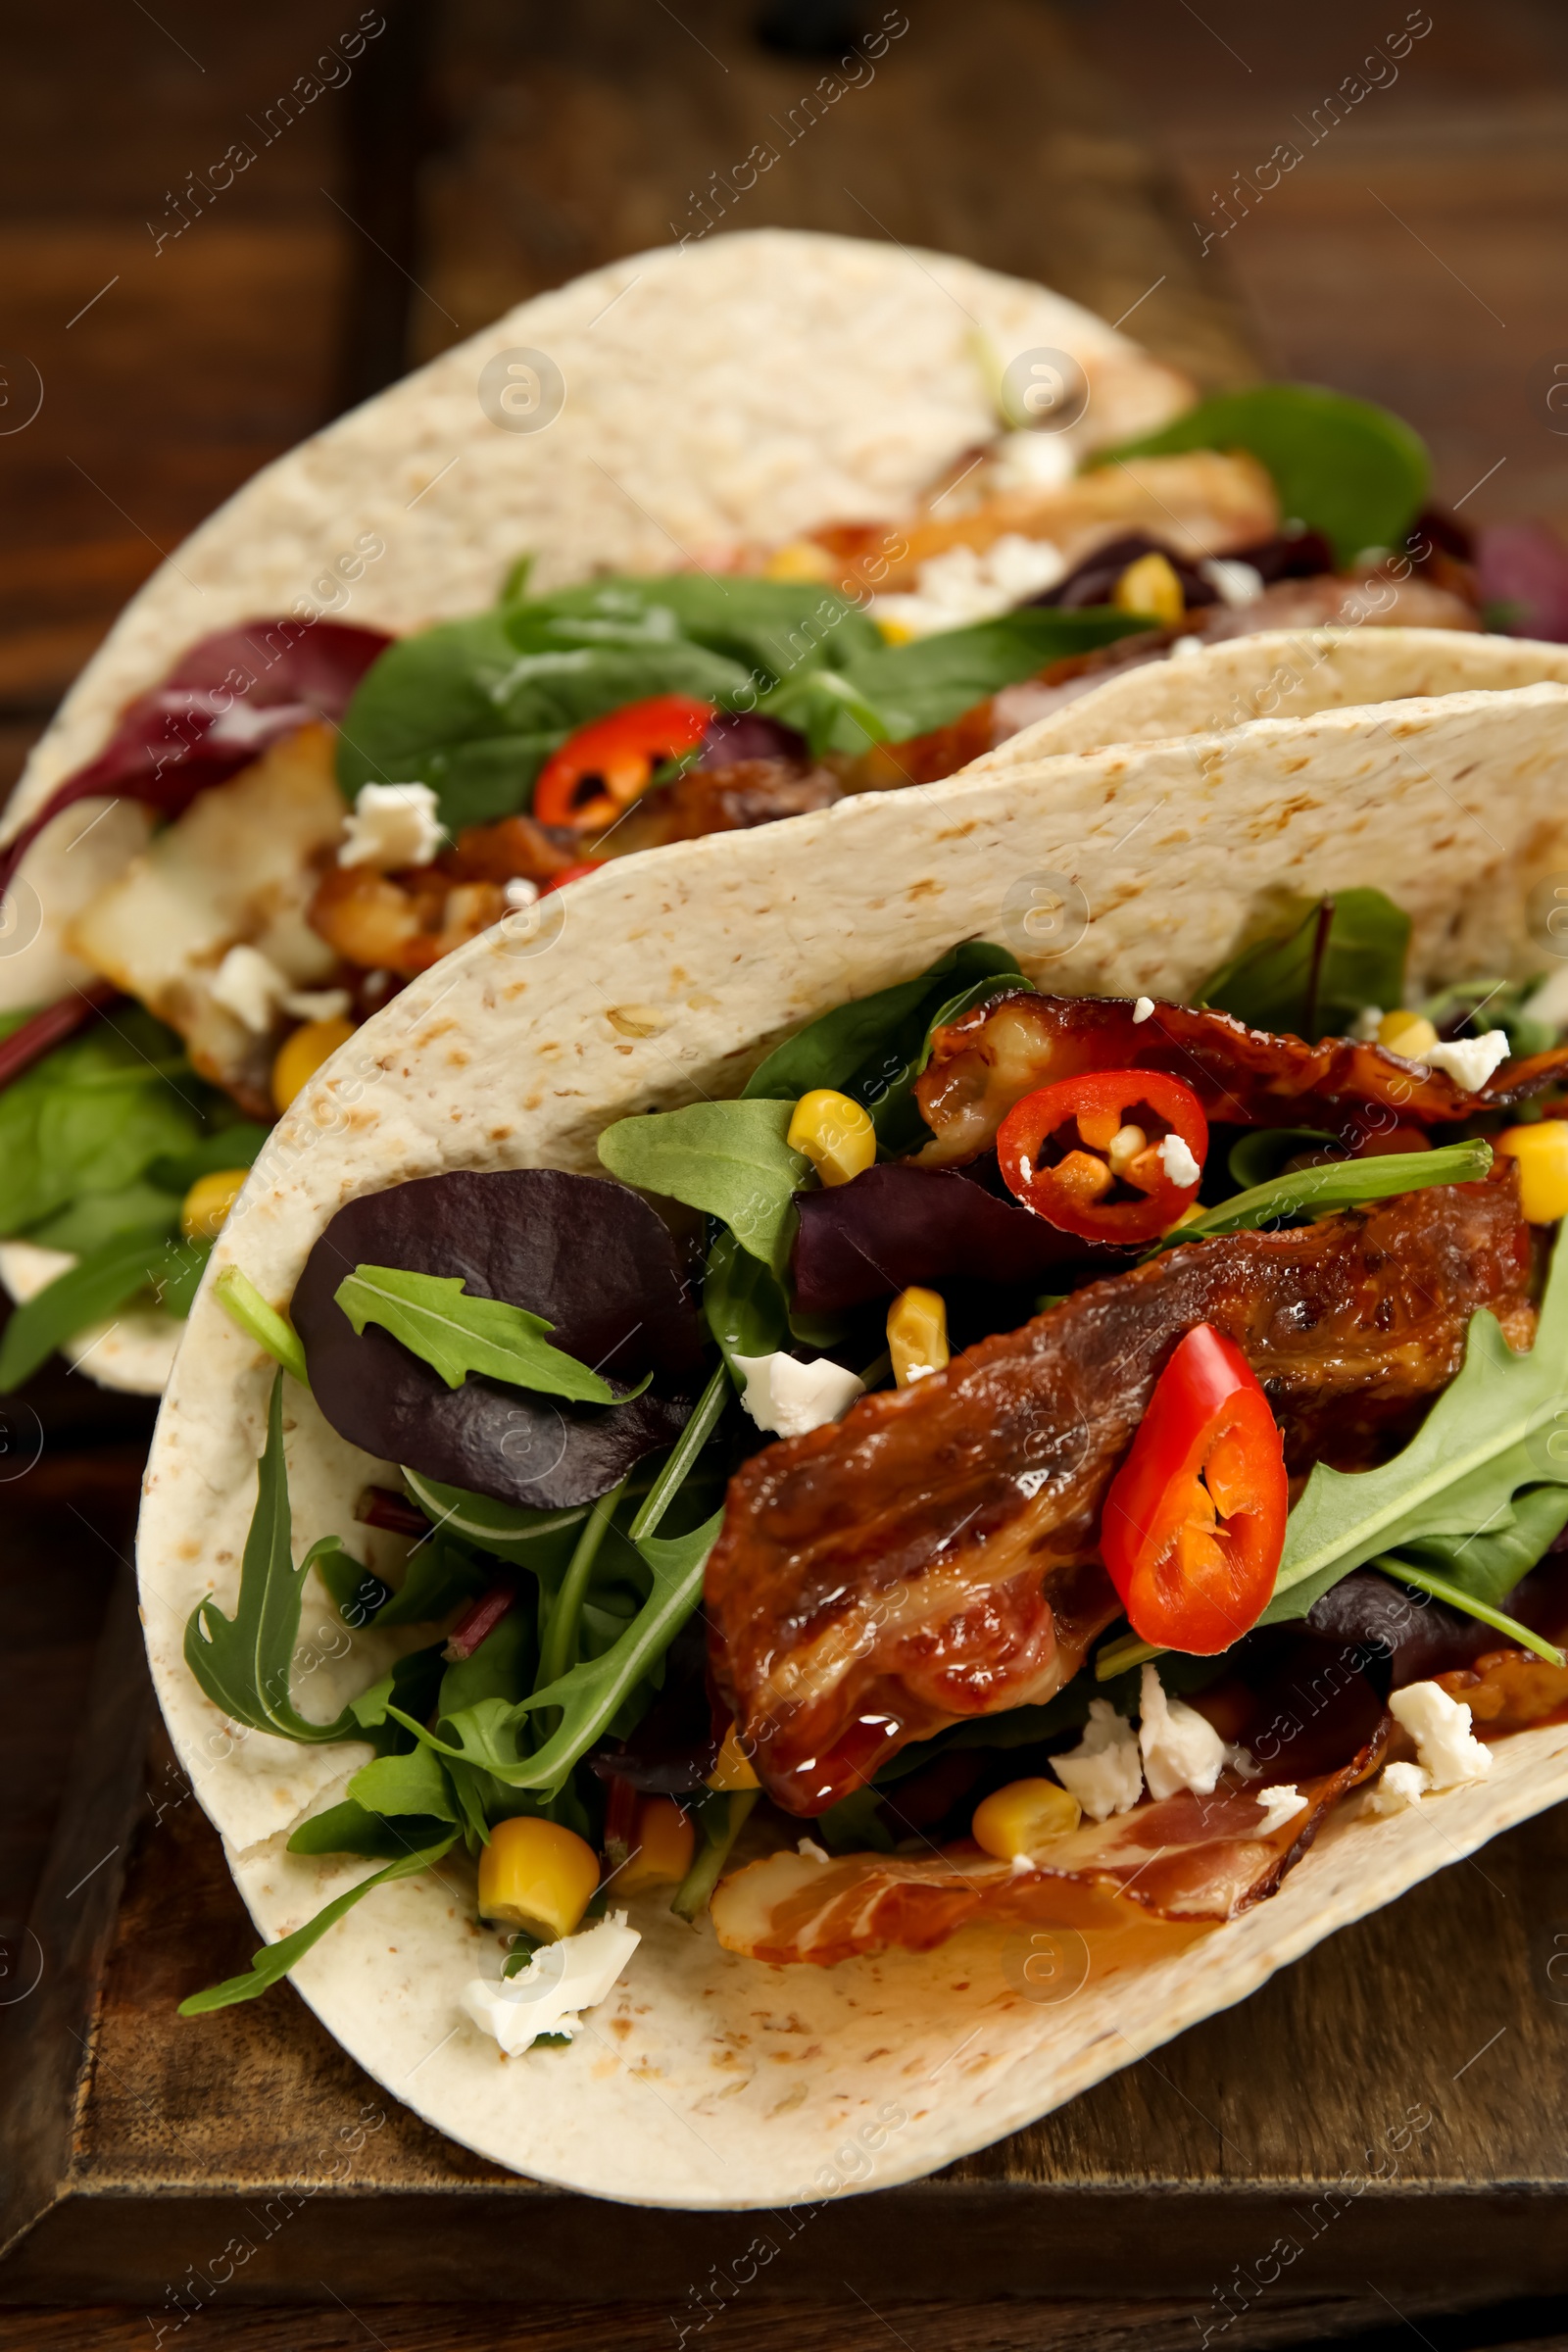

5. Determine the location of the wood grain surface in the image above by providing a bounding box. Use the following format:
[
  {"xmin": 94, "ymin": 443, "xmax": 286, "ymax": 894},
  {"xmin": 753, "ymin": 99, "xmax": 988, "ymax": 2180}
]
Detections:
[{"xmin": 8, "ymin": 3, "xmax": 1568, "ymax": 2347}]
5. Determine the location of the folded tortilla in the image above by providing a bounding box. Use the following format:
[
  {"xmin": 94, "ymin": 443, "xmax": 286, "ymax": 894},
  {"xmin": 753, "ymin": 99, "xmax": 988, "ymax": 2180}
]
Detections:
[{"xmin": 140, "ymin": 680, "xmax": 1568, "ymax": 2205}]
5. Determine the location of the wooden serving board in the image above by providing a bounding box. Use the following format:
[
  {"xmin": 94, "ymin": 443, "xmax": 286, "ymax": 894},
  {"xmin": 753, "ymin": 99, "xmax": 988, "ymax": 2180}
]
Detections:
[{"xmin": 4, "ymin": 1554, "xmax": 1568, "ymax": 2343}]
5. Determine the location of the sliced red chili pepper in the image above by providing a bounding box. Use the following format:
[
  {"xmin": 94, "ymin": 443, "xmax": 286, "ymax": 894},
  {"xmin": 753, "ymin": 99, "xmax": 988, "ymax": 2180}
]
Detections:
[
  {"xmin": 538, "ymin": 861, "xmax": 602, "ymax": 897},
  {"xmin": 995, "ymin": 1068, "xmax": 1207, "ymax": 1244},
  {"xmin": 1101, "ymin": 1323, "xmax": 1287, "ymax": 1653},
  {"xmin": 532, "ymin": 695, "xmax": 716, "ymax": 831}
]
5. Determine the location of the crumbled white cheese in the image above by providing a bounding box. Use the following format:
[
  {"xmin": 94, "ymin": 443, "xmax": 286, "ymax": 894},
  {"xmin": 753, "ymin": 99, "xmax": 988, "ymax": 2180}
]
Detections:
[
  {"xmin": 460, "ymin": 1911, "xmax": 640, "ymax": 2057},
  {"xmin": 211, "ymin": 944, "xmax": 288, "ymax": 1033},
  {"xmin": 1388, "ymin": 1680, "xmax": 1492, "ymax": 1788},
  {"xmin": 731, "ymin": 1351, "xmax": 863, "ymax": 1440},
  {"xmin": 1200, "ymin": 558, "xmax": 1264, "ymax": 608},
  {"xmin": 1168, "ymin": 632, "xmax": 1204, "ymax": 660},
  {"xmin": 870, "ymin": 534, "xmax": 1067, "ymax": 638},
  {"xmin": 338, "ymin": 781, "xmax": 445, "ymax": 870},
  {"xmin": 1422, "ymin": 1029, "xmax": 1510, "ymax": 1094},
  {"xmin": 1138, "ymin": 1664, "xmax": 1229, "ymax": 1800},
  {"xmin": 1366, "ymin": 1760, "xmax": 1432, "ymax": 1815},
  {"xmin": 1349, "ymin": 1005, "xmax": 1385, "ymax": 1043},
  {"xmin": 1053, "ymin": 1698, "xmax": 1144, "ymax": 1821},
  {"xmin": 210, "ymin": 944, "xmax": 350, "ymax": 1031},
  {"xmin": 1132, "ymin": 996, "xmax": 1155, "ymax": 1024},
  {"xmin": 281, "ymin": 986, "xmax": 353, "ymax": 1022},
  {"xmin": 1008, "ymin": 1851, "xmax": 1036, "ymax": 1877},
  {"xmin": 1253, "ymin": 1784, "xmax": 1308, "ymax": 1837},
  {"xmin": 988, "ymin": 428, "xmax": 1079, "ymax": 494},
  {"xmin": 504, "ymin": 876, "xmax": 540, "ymax": 908},
  {"xmin": 797, "ymin": 1838, "xmax": 830, "ymax": 1863},
  {"xmin": 1157, "ymin": 1132, "xmax": 1201, "ymax": 1189}
]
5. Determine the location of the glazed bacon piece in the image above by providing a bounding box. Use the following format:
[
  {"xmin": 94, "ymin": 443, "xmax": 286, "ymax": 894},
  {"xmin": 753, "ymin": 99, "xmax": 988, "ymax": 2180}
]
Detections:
[
  {"xmin": 913, "ymin": 991, "xmax": 1568, "ymax": 1165},
  {"xmin": 710, "ymin": 1742, "xmax": 1385, "ymax": 1964},
  {"xmin": 706, "ymin": 1174, "xmax": 1532, "ymax": 1816}
]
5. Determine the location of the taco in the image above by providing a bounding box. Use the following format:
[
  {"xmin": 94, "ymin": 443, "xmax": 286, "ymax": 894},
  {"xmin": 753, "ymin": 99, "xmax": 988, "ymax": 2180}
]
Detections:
[
  {"xmin": 0, "ymin": 225, "xmax": 1533, "ymax": 1395},
  {"xmin": 140, "ymin": 674, "xmax": 1568, "ymax": 2204}
]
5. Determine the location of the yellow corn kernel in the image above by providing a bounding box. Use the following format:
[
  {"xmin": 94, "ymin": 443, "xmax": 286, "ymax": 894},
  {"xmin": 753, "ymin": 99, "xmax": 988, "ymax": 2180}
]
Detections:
[
  {"xmin": 762, "ymin": 539, "xmax": 835, "ymax": 583},
  {"xmin": 1377, "ymin": 1009, "xmax": 1439, "ymax": 1059},
  {"xmin": 1075, "ymin": 1103, "xmax": 1121, "ymax": 1152},
  {"xmin": 709, "ymin": 1726, "xmax": 761, "ymax": 1790},
  {"xmin": 788, "ymin": 1088, "xmax": 876, "ymax": 1187},
  {"xmin": 477, "ymin": 1815, "xmax": 600, "ymax": 1940},
  {"xmin": 179, "ymin": 1166, "xmax": 249, "ymax": 1241},
  {"xmin": 1496, "ymin": 1120, "xmax": 1568, "ymax": 1223},
  {"xmin": 618, "ymin": 1796, "xmax": 696, "ymax": 1894},
  {"xmin": 270, "ymin": 1013, "xmax": 355, "ymax": 1112},
  {"xmin": 972, "ymin": 1776, "xmax": 1082, "ymax": 1861},
  {"xmin": 1112, "ymin": 551, "xmax": 1185, "ymax": 626},
  {"xmin": 1106, "ymin": 1121, "xmax": 1148, "ymax": 1177},
  {"xmin": 876, "ymin": 617, "xmax": 915, "ymax": 645},
  {"xmin": 887, "ymin": 1285, "xmax": 949, "ymax": 1388}
]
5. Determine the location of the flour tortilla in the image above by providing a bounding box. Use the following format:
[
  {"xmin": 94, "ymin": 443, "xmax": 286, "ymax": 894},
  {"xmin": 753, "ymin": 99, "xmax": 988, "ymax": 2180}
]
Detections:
[
  {"xmin": 0, "ymin": 226, "xmax": 1191, "ymax": 1019},
  {"xmin": 140, "ymin": 681, "xmax": 1568, "ymax": 2205}
]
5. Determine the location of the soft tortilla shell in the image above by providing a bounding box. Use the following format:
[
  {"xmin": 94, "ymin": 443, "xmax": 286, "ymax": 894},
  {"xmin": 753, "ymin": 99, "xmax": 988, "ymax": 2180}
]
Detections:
[
  {"xmin": 0, "ymin": 227, "xmax": 1185, "ymax": 1011},
  {"xmin": 141, "ymin": 686, "xmax": 1568, "ymax": 2201}
]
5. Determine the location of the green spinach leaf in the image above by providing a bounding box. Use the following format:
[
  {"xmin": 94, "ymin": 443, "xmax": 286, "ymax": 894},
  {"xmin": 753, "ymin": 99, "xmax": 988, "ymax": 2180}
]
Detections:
[
  {"xmin": 704, "ymin": 1227, "xmax": 789, "ymax": 1376},
  {"xmin": 1098, "ymin": 383, "xmax": 1430, "ymax": 566},
  {"xmin": 598, "ymin": 1098, "xmax": 807, "ymax": 1276},
  {"xmin": 1200, "ymin": 890, "xmax": 1410, "ymax": 1040},
  {"xmin": 347, "ymin": 1742, "xmax": 460, "ymax": 1821},
  {"xmin": 0, "ymin": 1231, "xmax": 206, "ymax": 1393},
  {"xmin": 335, "ymin": 1264, "xmax": 642, "ymax": 1403},
  {"xmin": 0, "ymin": 1009, "xmax": 205, "ymax": 1235}
]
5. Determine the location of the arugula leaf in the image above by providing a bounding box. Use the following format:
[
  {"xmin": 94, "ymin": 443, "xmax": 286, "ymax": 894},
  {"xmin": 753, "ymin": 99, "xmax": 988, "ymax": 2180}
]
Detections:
[
  {"xmin": 1225, "ymin": 1128, "xmax": 1337, "ymax": 1191},
  {"xmin": 315, "ymin": 1544, "xmax": 393, "ymax": 1629},
  {"xmin": 1200, "ymin": 890, "xmax": 1410, "ymax": 1040},
  {"xmin": 1264, "ymin": 1225, "xmax": 1568, "ymax": 1624},
  {"xmin": 1097, "ymin": 383, "xmax": 1430, "ymax": 566},
  {"xmin": 1149, "ymin": 1140, "xmax": 1491, "ymax": 1254},
  {"xmin": 213, "ymin": 1264, "xmax": 310, "ymax": 1386},
  {"xmin": 286, "ymin": 1799, "xmax": 451, "ymax": 1857},
  {"xmin": 0, "ymin": 1231, "xmax": 207, "ymax": 1393},
  {"xmin": 370, "ymin": 1531, "xmax": 494, "ymax": 1629},
  {"xmin": 816, "ymin": 1788, "xmax": 896, "ymax": 1855},
  {"xmin": 670, "ymin": 1789, "xmax": 760, "ymax": 1922},
  {"xmin": 598, "ymin": 1099, "xmax": 808, "ymax": 1276},
  {"xmin": 530, "ymin": 573, "xmax": 883, "ymax": 680},
  {"xmin": 182, "ymin": 1373, "xmax": 360, "ymax": 1742},
  {"xmin": 761, "ymin": 608, "xmax": 1149, "ymax": 755},
  {"xmin": 335, "ymin": 1264, "xmax": 642, "ymax": 1403},
  {"xmin": 1375, "ymin": 1553, "xmax": 1565, "ymax": 1669},
  {"xmin": 399, "ymin": 1468, "xmax": 606, "ymax": 1575},
  {"xmin": 1385, "ymin": 1484, "xmax": 1568, "ymax": 1612},
  {"xmin": 177, "ymin": 1834, "xmax": 458, "ymax": 2013},
  {"xmin": 742, "ymin": 941, "xmax": 1026, "ymax": 1152},
  {"xmin": 392, "ymin": 1368, "xmax": 732, "ymax": 1795},
  {"xmin": 346, "ymin": 1643, "xmax": 448, "ymax": 1752}
]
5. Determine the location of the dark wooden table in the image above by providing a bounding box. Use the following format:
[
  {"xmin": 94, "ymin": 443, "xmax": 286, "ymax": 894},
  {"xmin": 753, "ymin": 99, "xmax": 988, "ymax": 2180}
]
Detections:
[{"xmin": 8, "ymin": 4, "xmax": 1568, "ymax": 2345}]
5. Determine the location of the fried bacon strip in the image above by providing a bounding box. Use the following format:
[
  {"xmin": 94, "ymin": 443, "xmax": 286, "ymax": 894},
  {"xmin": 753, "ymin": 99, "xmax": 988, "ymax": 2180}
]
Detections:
[
  {"xmin": 706, "ymin": 1174, "xmax": 1531, "ymax": 1816},
  {"xmin": 710, "ymin": 1742, "xmax": 1385, "ymax": 1964},
  {"xmin": 912, "ymin": 991, "xmax": 1568, "ymax": 1165}
]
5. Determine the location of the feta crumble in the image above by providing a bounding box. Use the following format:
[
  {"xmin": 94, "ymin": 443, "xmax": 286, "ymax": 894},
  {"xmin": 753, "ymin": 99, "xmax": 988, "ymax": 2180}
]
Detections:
[
  {"xmin": 504, "ymin": 876, "xmax": 540, "ymax": 908},
  {"xmin": 1388, "ymin": 1680, "xmax": 1492, "ymax": 1788},
  {"xmin": 1138, "ymin": 1664, "xmax": 1229, "ymax": 1799},
  {"xmin": 731, "ymin": 1351, "xmax": 863, "ymax": 1440},
  {"xmin": 1158, "ymin": 1132, "xmax": 1201, "ymax": 1189},
  {"xmin": 1132, "ymin": 997, "xmax": 1155, "ymax": 1024},
  {"xmin": 1366, "ymin": 1760, "xmax": 1432, "ymax": 1816},
  {"xmin": 338, "ymin": 780, "xmax": 446, "ymax": 871},
  {"xmin": 1053, "ymin": 1698, "xmax": 1144, "ymax": 1821},
  {"xmin": 988, "ymin": 428, "xmax": 1079, "ymax": 495},
  {"xmin": 870, "ymin": 535, "xmax": 1067, "ymax": 638},
  {"xmin": 1200, "ymin": 558, "xmax": 1264, "ymax": 609},
  {"xmin": 1422, "ymin": 1029, "xmax": 1510, "ymax": 1094},
  {"xmin": 1252, "ymin": 1784, "xmax": 1308, "ymax": 1837},
  {"xmin": 797, "ymin": 1838, "xmax": 831, "ymax": 1863},
  {"xmin": 1349, "ymin": 1005, "xmax": 1385, "ymax": 1043},
  {"xmin": 210, "ymin": 944, "xmax": 349, "ymax": 1032},
  {"xmin": 461, "ymin": 1912, "xmax": 639, "ymax": 2057},
  {"xmin": 1169, "ymin": 633, "xmax": 1204, "ymax": 660}
]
